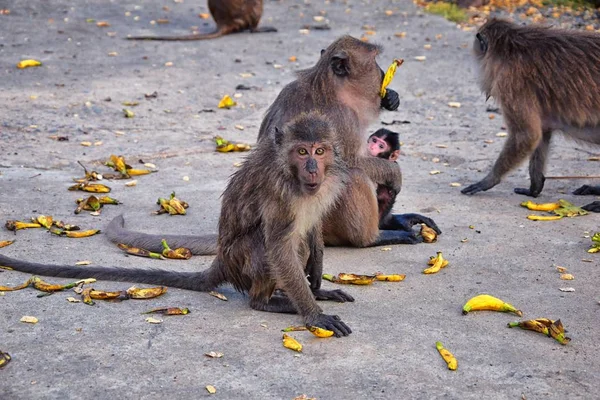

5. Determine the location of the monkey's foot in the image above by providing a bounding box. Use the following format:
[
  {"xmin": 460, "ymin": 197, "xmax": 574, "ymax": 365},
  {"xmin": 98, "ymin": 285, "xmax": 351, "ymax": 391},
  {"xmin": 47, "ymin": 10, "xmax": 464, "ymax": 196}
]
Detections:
[
  {"xmin": 514, "ymin": 187, "xmax": 541, "ymax": 197},
  {"xmin": 582, "ymin": 201, "xmax": 600, "ymax": 213},
  {"xmin": 380, "ymin": 213, "xmax": 442, "ymax": 234},
  {"xmin": 461, "ymin": 177, "xmax": 499, "ymax": 195},
  {"xmin": 371, "ymin": 230, "xmax": 423, "ymax": 246},
  {"xmin": 312, "ymin": 289, "xmax": 355, "ymax": 303},
  {"xmin": 306, "ymin": 313, "xmax": 352, "ymax": 337},
  {"xmin": 573, "ymin": 185, "xmax": 600, "ymax": 196},
  {"xmin": 250, "ymin": 296, "xmax": 297, "ymax": 314}
]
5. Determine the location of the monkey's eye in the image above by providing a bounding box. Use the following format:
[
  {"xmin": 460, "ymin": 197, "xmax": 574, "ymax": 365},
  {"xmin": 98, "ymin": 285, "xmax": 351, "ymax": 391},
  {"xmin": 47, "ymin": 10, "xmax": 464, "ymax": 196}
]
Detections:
[
  {"xmin": 315, "ymin": 148, "xmax": 325, "ymax": 156},
  {"xmin": 371, "ymin": 138, "xmax": 378, "ymax": 143},
  {"xmin": 298, "ymin": 148, "xmax": 308, "ymax": 155},
  {"xmin": 379, "ymin": 144, "xmax": 384, "ymax": 150}
]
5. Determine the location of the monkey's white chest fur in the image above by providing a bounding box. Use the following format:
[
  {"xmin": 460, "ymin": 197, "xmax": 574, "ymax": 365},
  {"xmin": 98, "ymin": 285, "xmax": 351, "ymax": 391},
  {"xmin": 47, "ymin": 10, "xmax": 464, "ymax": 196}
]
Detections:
[{"xmin": 292, "ymin": 179, "xmax": 343, "ymax": 237}]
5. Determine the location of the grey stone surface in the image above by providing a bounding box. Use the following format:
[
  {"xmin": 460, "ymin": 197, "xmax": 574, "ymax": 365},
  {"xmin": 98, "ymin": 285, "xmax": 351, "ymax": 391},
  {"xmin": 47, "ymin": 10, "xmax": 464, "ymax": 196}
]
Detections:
[{"xmin": 0, "ymin": 1, "xmax": 599, "ymax": 399}]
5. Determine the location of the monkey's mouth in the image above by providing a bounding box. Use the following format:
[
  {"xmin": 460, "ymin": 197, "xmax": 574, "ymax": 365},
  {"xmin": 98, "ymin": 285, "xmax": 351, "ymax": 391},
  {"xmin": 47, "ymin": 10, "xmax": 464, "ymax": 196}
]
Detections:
[{"xmin": 304, "ymin": 183, "xmax": 320, "ymax": 193}]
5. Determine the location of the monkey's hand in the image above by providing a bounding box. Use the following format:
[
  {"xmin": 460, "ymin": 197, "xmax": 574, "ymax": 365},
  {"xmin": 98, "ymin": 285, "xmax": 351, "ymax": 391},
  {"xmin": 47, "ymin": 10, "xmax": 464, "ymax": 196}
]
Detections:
[
  {"xmin": 380, "ymin": 213, "xmax": 442, "ymax": 235},
  {"xmin": 306, "ymin": 313, "xmax": 352, "ymax": 337},
  {"xmin": 582, "ymin": 201, "xmax": 600, "ymax": 213},
  {"xmin": 312, "ymin": 289, "xmax": 355, "ymax": 303},
  {"xmin": 573, "ymin": 185, "xmax": 600, "ymax": 196},
  {"xmin": 381, "ymin": 89, "xmax": 400, "ymax": 111}
]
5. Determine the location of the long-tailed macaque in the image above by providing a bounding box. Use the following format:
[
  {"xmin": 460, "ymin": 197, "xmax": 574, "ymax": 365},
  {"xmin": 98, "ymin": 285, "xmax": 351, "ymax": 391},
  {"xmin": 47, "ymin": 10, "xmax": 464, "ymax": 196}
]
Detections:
[
  {"xmin": 106, "ymin": 35, "xmax": 441, "ymax": 252},
  {"xmin": 259, "ymin": 36, "xmax": 441, "ymax": 247},
  {"xmin": 127, "ymin": 0, "xmax": 276, "ymax": 41},
  {"xmin": 461, "ymin": 19, "xmax": 600, "ymax": 212},
  {"xmin": 367, "ymin": 129, "xmax": 401, "ymax": 222},
  {"xmin": 0, "ymin": 112, "xmax": 353, "ymax": 336}
]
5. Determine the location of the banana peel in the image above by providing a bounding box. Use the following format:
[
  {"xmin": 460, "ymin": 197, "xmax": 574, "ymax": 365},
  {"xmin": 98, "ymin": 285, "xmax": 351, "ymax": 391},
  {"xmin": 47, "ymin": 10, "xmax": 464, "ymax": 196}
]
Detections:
[
  {"xmin": 118, "ymin": 243, "xmax": 164, "ymax": 259},
  {"xmin": 17, "ymin": 59, "xmax": 42, "ymax": 69},
  {"xmin": 5, "ymin": 220, "xmax": 42, "ymax": 231},
  {"xmin": 218, "ymin": 95, "xmax": 237, "ymax": 109},
  {"xmin": 142, "ymin": 307, "xmax": 190, "ymax": 315},
  {"xmin": 548, "ymin": 319, "xmax": 571, "ymax": 345},
  {"xmin": 553, "ymin": 200, "xmax": 588, "ymax": 217},
  {"xmin": 89, "ymin": 289, "xmax": 128, "ymax": 301},
  {"xmin": 63, "ymin": 229, "xmax": 101, "ymax": 238},
  {"xmin": 68, "ymin": 182, "xmax": 111, "ymax": 193},
  {"xmin": 308, "ymin": 326, "xmax": 335, "ymax": 338},
  {"xmin": 322, "ymin": 273, "xmax": 376, "ymax": 285},
  {"xmin": 34, "ymin": 215, "xmax": 53, "ymax": 229},
  {"xmin": 520, "ymin": 200, "xmax": 560, "ymax": 211},
  {"xmin": 509, "ymin": 318, "xmax": 571, "ymax": 345},
  {"xmin": 31, "ymin": 276, "xmax": 96, "ymax": 292},
  {"xmin": 420, "ymin": 224, "xmax": 438, "ymax": 243},
  {"xmin": 214, "ymin": 136, "xmax": 251, "ymax": 153},
  {"xmin": 161, "ymin": 239, "xmax": 192, "ymax": 260},
  {"xmin": 155, "ymin": 192, "xmax": 188, "ymax": 215},
  {"xmin": 0, "ymin": 350, "xmax": 11, "ymax": 368},
  {"xmin": 423, "ymin": 252, "xmax": 447, "ymax": 274},
  {"xmin": 81, "ymin": 287, "xmax": 95, "ymax": 305},
  {"xmin": 527, "ymin": 215, "xmax": 562, "ymax": 221},
  {"xmin": 589, "ymin": 232, "xmax": 600, "ymax": 253},
  {"xmin": 126, "ymin": 286, "xmax": 167, "ymax": 299},
  {"xmin": 0, "ymin": 278, "xmax": 32, "ymax": 291},
  {"xmin": 435, "ymin": 341, "xmax": 457, "ymax": 370},
  {"xmin": 0, "ymin": 240, "xmax": 15, "ymax": 249},
  {"xmin": 375, "ymin": 274, "xmax": 406, "ymax": 282},
  {"xmin": 53, "ymin": 220, "xmax": 80, "ymax": 231},
  {"xmin": 282, "ymin": 333, "xmax": 303, "ymax": 352},
  {"xmin": 462, "ymin": 294, "xmax": 523, "ymax": 317},
  {"xmin": 380, "ymin": 58, "xmax": 404, "ymax": 98}
]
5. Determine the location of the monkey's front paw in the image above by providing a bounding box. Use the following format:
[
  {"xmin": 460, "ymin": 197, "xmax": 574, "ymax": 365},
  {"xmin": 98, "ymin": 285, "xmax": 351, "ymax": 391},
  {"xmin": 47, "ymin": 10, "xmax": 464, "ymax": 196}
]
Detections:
[
  {"xmin": 582, "ymin": 201, "xmax": 600, "ymax": 213},
  {"xmin": 381, "ymin": 89, "xmax": 400, "ymax": 111},
  {"xmin": 307, "ymin": 314, "xmax": 352, "ymax": 337},
  {"xmin": 514, "ymin": 187, "xmax": 540, "ymax": 197},
  {"xmin": 573, "ymin": 185, "xmax": 600, "ymax": 196},
  {"xmin": 312, "ymin": 289, "xmax": 355, "ymax": 303},
  {"xmin": 461, "ymin": 179, "xmax": 497, "ymax": 195}
]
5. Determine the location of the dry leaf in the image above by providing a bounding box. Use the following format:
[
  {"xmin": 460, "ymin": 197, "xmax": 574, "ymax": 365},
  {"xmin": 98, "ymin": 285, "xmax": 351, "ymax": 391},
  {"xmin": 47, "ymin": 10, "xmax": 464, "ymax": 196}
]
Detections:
[
  {"xmin": 560, "ymin": 273, "xmax": 574, "ymax": 280},
  {"xmin": 66, "ymin": 297, "xmax": 81, "ymax": 303},
  {"xmin": 385, "ymin": 10, "xmax": 394, "ymax": 16},
  {"xmin": 164, "ymin": 62, "xmax": 174, "ymax": 67},
  {"xmin": 145, "ymin": 317, "xmax": 163, "ymax": 324},
  {"xmin": 588, "ymin": 157, "xmax": 600, "ymax": 161},
  {"xmin": 556, "ymin": 266, "xmax": 567, "ymax": 273},
  {"xmin": 209, "ymin": 291, "xmax": 228, "ymax": 301},
  {"xmin": 436, "ymin": 144, "xmax": 448, "ymax": 148},
  {"xmin": 107, "ymin": 52, "xmax": 118, "ymax": 57},
  {"xmin": 96, "ymin": 21, "xmax": 110, "ymax": 27},
  {"xmin": 461, "ymin": 238, "xmax": 468, "ymax": 243},
  {"xmin": 81, "ymin": 141, "xmax": 92, "ymax": 147},
  {"xmin": 424, "ymin": 44, "xmax": 432, "ymax": 50},
  {"xmin": 484, "ymin": 139, "xmax": 494, "ymax": 144},
  {"xmin": 205, "ymin": 351, "xmax": 224, "ymax": 358},
  {"xmin": 20, "ymin": 316, "xmax": 38, "ymax": 324},
  {"xmin": 395, "ymin": 32, "xmax": 407, "ymax": 38},
  {"xmin": 144, "ymin": 163, "xmax": 157, "ymax": 169},
  {"xmin": 559, "ymin": 288, "xmax": 575, "ymax": 292},
  {"xmin": 199, "ymin": 13, "xmax": 210, "ymax": 19},
  {"xmin": 448, "ymin": 102, "xmax": 461, "ymax": 108},
  {"xmin": 234, "ymin": 124, "xmax": 244, "ymax": 130},
  {"xmin": 313, "ymin": 16, "xmax": 324, "ymax": 22},
  {"xmin": 206, "ymin": 385, "xmax": 217, "ymax": 394},
  {"xmin": 289, "ymin": 55, "xmax": 297, "ymax": 62}
]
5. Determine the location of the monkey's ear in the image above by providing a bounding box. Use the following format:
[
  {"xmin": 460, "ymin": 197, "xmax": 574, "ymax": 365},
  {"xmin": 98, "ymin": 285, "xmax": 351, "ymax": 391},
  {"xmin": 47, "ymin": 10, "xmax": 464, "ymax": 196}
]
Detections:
[
  {"xmin": 389, "ymin": 150, "xmax": 400, "ymax": 162},
  {"xmin": 476, "ymin": 33, "xmax": 488, "ymax": 54},
  {"xmin": 274, "ymin": 127, "xmax": 284, "ymax": 146},
  {"xmin": 331, "ymin": 51, "xmax": 350, "ymax": 77}
]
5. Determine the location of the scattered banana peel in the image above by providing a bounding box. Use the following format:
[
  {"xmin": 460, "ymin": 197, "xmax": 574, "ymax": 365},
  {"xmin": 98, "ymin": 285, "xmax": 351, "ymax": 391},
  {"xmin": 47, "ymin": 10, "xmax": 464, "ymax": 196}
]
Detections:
[
  {"xmin": 52, "ymin": 229, "xmax": 101, "ymax": 238},
  {"xmin": 142, "ymin": 307, "xmax": 190, "ymax": 315},
  {"xmin": 282, "ymin": 333, "xmax": 303, "ymax": 352},
  {"xmin": 588, "ymin": 232, "xmax": 600, "ymax": 253},
  {"xmin": 161, "ymin": 239, "xmax": 192, "ymax": 260},
  {"xmin": 118, "ymin": 243, "xmax": 164, "ymax": 259},
  {"xmin": 282, "ymin": 325, "xmax": 335, "ymax": 338},
  {"xmin": 214, "ymin": 136, "xmax": 251, "ymax": 153},
  {"xmin": 0, "ymin": 276, "xmax": 96, "ymax": 293},
  {"xmin": 423, "ymin": 252, "xmax": 449, "ymax": 274},
  {"xmin": 508, "ymin": 318, "xmax": 571, "ymax": 345},
  {"xmin": 5, "ymin": 220, "xmax": 42, "ymax": 232},
  {"xmin": 68, "ymin": 182, "xmax": 111, "ymax": 193},
  {"xmin": 17, "ymin": 59, "xmax": 42, "ymax": 69},
  {"xmin": 75, "ymin": 195, "xmax": 120, "ymax": 214},
  {"xmin": 435, "ymin": 341, "xmax": 457, "ymax": 370},
  {"xmin": 523, "ymin": 199, "xmax": 588, "ymax": 220},
  {"xmin": 0, "ymin": 350, "xmax": 11, "ymax": 368},
  {"xmin": 105, "ymin": 155, "xmax": 155, "ymax": 178},
  {"xmin": 80, "ymin": 286, "xmax": 167, "ymax": 305},
  {"xmin": 420, "ymin": 224, "xmax": 438, "ymax": 243},
  {"xmin": 127, "ymin": 286, "xmax": 167, "ymax": 299},
  {"xmin": 462, "ymin": 294, "xmax": 523, "ymax": 317},
  {"xmin": 380, "ymin": 58, "xmax": 404, "ymax": 98},
  {"xmin": 374, "ymin": 273, "xmax": 406, "ymax": 282},
  {"xmin": 155, "ymin": 192, "xmax": 189, "ymax": 215},
  {"xmin": 323, "ymin": 272, "xmax": 404, "ymax": 285},
  {"xmin": 0, "ymin": 240, "xmax": 14, "ymax": 248},
  {"xmin": 5, "ymin": 216, "xmax": 90, "ymax": 237},
  {"xmin": 218, "ymin": 94, "xmax": 237, "ymax": 109}
]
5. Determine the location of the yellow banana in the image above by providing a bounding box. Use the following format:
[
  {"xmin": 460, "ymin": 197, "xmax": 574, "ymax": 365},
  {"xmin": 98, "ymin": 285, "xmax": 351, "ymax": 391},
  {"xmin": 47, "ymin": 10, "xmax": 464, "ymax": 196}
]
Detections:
[
  {"xmin": 0, "ymin": 278, "xmax": 32, "ymax": 291},
  {"xmin": 427, "ymin": 256, "xmax": 449, "ymax": 268},
  {"xmin": 322, "ymin": 273, "xmax": 376, "ymax": 285},
  {"xmin": 380, "ymin": 58, "xmax": 404, "ymax": 98},
  {"xmin": 5, "ymin": 220, "xmax": 42, "ymax": 231},
  {"xmin": 34, "ymin": 215, "xmax": 53, "ymax": 229},
  {"xmin": 31, "ymin": 276, "xmax": 96, "ymax": 292},
  {"xmin": 68, "ymin": 183, "xmax": 111, "ymax": 193},
  {"xmin": 375, "ymin": 274, "xmax": 406, "ymax": 282},
  {"xmin": 423, "ymin": 252, "xmax": 446, "ymax": 274},
  {"xmin": 282, "ymin": 334, "xmax": 303, "ymax": 352},
  {"xmin": 64, "ymin": 229, "xmax": 101, "ymax": 238},
  {"xmin": 17, "ymin": 59, "xmax": 42, "ymax": 69},
  {"xmin": 462, "ymin": 294, "xmax": 523, "ymax": 317},
  {"xmin": 0, "ymin": 240, "xmax": 14, "ymax": 248},
  {"xmin": 0, "ymin": 350, "xmax": 11, "ymax": 368},
  {"xmin": 435, "ymin": 341, "xmax": 457, "ymax": 370},
  {"xmin": 527, "ymin": 215, "xmax": 562, "ymax": 221},
  {"xmin": 126, "ymin": 286, "xmax": 168, "ymax": 299},
  {"xmin": 420, "ymin": 224, "xmax": 438, "ymax": 243},
  {"xmin": 308, "ymin": 326, "xmax": 334, "ymax": 338},
  {"xmin": 520, "ymin": 200, "xmax": 560, "ymax": 211},
  {"xmin": 126, "ymin": 168, "xmax": 153, "ymax": 176}
]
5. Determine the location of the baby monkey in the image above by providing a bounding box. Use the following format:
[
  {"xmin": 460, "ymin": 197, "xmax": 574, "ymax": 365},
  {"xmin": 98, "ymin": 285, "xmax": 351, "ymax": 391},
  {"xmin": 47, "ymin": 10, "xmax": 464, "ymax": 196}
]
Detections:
[{"xmin": 367, "ymin": 128, "xmax": 400, "ymax": 223}]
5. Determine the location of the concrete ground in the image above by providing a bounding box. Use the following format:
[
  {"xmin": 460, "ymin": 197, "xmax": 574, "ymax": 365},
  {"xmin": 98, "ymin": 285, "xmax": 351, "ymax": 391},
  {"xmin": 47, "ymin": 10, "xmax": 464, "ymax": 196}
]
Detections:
[{"xmin": 1, "ymin": 0, "xmax": 599, "ymax": 399}]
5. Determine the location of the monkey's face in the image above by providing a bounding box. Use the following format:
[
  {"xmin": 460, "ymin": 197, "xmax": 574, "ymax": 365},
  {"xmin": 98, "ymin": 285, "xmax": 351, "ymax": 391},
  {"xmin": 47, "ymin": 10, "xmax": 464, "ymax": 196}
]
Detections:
[
  {"xmin": 291, "ymin": 142, "xmax": 333, "ymax": 195},
  {"xmin": 367, "ymin": 134, "xmax": 399, "ymax": 161}
]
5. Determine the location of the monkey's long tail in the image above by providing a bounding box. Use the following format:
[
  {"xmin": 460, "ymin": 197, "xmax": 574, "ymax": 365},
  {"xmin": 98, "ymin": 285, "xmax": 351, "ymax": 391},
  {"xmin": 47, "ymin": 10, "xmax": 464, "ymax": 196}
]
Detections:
[
  {"xmin": 105, "ymin": 215, "xmax": 218, "ymax": 256},
  {"xmin": 0, "ymin": 254, "xmax": 222, "ymax": 292}
]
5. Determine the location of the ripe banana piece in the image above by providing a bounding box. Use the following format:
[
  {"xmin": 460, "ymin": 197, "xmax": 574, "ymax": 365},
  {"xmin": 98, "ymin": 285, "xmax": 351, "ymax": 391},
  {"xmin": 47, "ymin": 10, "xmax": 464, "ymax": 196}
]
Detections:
[
  {"xmin": 282, "ymin": 334, "xmax": 303, "ymax": 352},
  {"xmin": 462, "ymin": 294, "xmax": 523, "ymax": 317},
  {"xmin": 520, "ymin": 200, "xmax": 560, "ymax": 211},
  {"xmin": 308, "ymin": 326, "xmax": 334, "ymax": 338},
  {"xmin": 423, "ymin": 252, "xmax": 447, "ymax": 274},
  {"xmin": 380, "ymin": 58, "xmax": 404, "ymax": 98},
  {"xmin": 126, "ymin": 286, "xmax": 167, "ymax": 299},
  {"xmin": 527, "ymin": 215, "xmax": 562, "ymax": 221},
  {"xmin": 435, "ymin": 341, "xmax": 457, "ymax": 370}
]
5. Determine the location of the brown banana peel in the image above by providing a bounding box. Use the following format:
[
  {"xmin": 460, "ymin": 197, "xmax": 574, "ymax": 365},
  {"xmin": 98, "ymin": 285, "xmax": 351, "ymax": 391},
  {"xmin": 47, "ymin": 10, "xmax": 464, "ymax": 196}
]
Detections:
[{"xmin": 126, "ymin": 286, "xmax": 168, "ymax": 299}]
